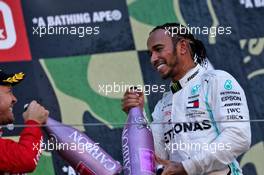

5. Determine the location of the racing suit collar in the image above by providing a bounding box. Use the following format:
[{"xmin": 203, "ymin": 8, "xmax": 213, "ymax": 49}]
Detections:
[{"xmin": 170, "ymin": 64, "xmax": 201, "ymax": 94}]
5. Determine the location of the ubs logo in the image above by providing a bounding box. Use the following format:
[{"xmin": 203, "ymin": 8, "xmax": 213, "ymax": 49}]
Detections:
[{"xmin": 0, "ymin": 1, "xmax": 16, "ymax": 49}]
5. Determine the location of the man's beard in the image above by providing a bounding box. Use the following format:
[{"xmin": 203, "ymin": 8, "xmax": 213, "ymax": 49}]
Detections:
[
  {"xmin": 0, "ymin": 119, "xmax": 13, "ymax": 125},
  {"xmin": 161, "ymin": 69, "xmax": 173, "ymax": 79},
  {"xmin": 0, "ymin": 112, "xmax": 14, "ymax": 125},
  {"xmin": 161, "ymin": 61, "xmax": 177, "ymax": 80}
]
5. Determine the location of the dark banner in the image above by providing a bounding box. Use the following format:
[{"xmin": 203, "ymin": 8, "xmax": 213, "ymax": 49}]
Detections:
[{"xmin": 21, "ymin": 0, "xmax": 134, "ymax": 58}]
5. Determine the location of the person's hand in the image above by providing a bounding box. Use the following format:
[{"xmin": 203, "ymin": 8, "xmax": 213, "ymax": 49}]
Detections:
[
  {"xmin": 121, "ymin": 88, "xmax": 144, "ymax": 114},
  {"xmin": 23, "ymin": 100, "xmax": 49, "ymax": 124},
  {"xmin": 155, "ymin": 155, "xmax": 188, "ymax": 175}
]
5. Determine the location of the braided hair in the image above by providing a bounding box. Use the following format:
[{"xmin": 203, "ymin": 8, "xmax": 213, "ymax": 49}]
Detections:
[{"xmin": 150, "ymin": 23, "xmax": 207, "ymax": 65}]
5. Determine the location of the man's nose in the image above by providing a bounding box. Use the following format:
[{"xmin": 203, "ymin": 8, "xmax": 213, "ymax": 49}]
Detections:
[
  {"xmin": 12, "ymin": 94, "xmax": 17, "ymax": 104},
  {"xmin": 151, "ymin": 52, "xmax": 159, "ymax": 65}
]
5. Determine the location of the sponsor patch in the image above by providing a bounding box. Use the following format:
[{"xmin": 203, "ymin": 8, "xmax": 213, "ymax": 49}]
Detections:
[
  {"xmin": 221, "ymin": 95, "xmax": 241, "ymax": 102},
  {"xmin": 224, "ymin": 80, "xmax": 232, "ymax": 90},
  {"xmin": 191, "ymin": 84, "xmax": 200, "ymax": 95},
  {"xmin": 227, "ymin": 108, "xmax": 241, "ymax": 114},
  {"xmin": 226, "ymin": 115, "xmax": 243, "ymax": 120},
  {"xmin": 187, "ymin": 70, "xmax": 199, "ymax": 82},
  {"xmin": 163, "ymin": 110, "xmax": 171, "ymax": 117},
  {"xmin": 161, "ymin": 103, "xmax": 172, "ymax": 111},
  {"xmin": 164, "ymin": 120, "xmax": 211, "ymax": 143},
  {"xmin": 223, "ymin": 103, "xmax": 242, "ymax": 107},
  {"xmin": 220, "ymin": 91, "xmax": 240, "ymax": 95},
  {"xmin": 188, "ymin": 94, "xmax": 199, "ymax": 99},
  {"xmin": 187, "ymin": 99, "xmax": 199, "ymax": 109},
  {"xmin": 186, "ymin": 110, "xmax": 206, "ymax": 118}
]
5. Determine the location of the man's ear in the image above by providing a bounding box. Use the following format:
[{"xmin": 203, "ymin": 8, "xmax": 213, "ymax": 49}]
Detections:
[{"xmin": 179, "ymin": 39, "xmax": 188, "ymax": 55}]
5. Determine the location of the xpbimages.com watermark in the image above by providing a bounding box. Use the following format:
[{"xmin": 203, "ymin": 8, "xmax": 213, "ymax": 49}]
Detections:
[
  {"xmin": 165, "ymin": 141, "xmax": 231, "ymax": 154},
  {"xmin": 98, "ymin": 82, "xmax": 166, "ymax": 96},
  {"xmin": 33, "ymin": 134, "xmax": 100, "ymax": 154},
  {"xmin": 164, "ymin": 24, "xmax": 232, "ymax": 37},
  {"xmin": 32, "ymin": 26, "xmax": 100, "ymax": 37}
]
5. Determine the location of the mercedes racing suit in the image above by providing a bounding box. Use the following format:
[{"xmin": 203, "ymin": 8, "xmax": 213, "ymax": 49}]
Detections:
[{"xmin": 151, "ymin": 64, "xmax": 251, "ymax": 175}]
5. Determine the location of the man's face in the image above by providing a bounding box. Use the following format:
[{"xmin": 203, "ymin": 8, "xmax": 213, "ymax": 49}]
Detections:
[
  {"xmin": 147, "ymin": 29, "xmax": 180, "ymax": 79},
  {"xmin": 0, "ymin": 85, "xmax": 17, "ymax": 125}
]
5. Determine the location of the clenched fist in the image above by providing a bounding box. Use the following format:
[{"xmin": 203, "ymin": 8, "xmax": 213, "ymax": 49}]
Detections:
[
  {"xmin": 23, "ymin": 100, "xmax": 49, "ymax": 124},
  {"xmin": 121, "ymin": 88, "xmax": 144, "ymax": 114}
]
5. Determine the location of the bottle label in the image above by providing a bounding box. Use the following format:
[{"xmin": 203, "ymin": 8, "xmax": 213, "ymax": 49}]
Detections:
[
  {"xmin": 76, "ymin": 162, "xmax": 96, "ymax": 175},
  {"xmin": 139, "ymin": 148, "xmax": 155, "ymax": 173},
  {"xmin": 122, "ymin": 128, "xmax": 131, "ymax": 175}
]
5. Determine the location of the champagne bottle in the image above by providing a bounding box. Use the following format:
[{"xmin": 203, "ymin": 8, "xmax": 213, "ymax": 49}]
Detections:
[
  {"xmin": 46, "ymin": 118, "xmax": 122, "ymax": 175},
  {"xmin": 122, "ymin": 107, "xmax": 155, "ymax": 175}
]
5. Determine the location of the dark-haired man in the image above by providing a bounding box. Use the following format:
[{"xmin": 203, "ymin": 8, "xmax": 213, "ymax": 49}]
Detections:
[
  {"xmin": 0, "ymin": 70, "xmax": 49, "ymax": 174},
  {"xmin": 122, "ymin": 23, "xmax": 251, "ymax": 175}
]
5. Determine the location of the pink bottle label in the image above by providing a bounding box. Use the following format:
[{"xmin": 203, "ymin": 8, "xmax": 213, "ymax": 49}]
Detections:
[
  {"xmin": 76, "ymin": 162, "xmax": 96, "ymax": 175},
  {"xmin": 139, "ymin": 148, "xmax": 155, "ymax": 173}
]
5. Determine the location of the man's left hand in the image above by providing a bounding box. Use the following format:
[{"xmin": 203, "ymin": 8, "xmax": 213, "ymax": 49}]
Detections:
[{"xmin": 155, "ymin": 155, "xmax": 188, "ymax": 175}]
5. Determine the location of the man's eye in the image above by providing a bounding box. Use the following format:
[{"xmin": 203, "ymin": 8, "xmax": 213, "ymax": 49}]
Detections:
[
  {"xmin": 8, "ymin": 89, "xmax": 13, "ymax": 94},
  {"xmin": 156, "ymin": 47, "xmax": 163, "ymax": 52}
]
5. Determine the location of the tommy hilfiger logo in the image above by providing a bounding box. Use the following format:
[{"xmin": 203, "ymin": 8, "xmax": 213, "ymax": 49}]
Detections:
[{"xmin": 187, "ymin": 99, "xmax": 199, "ymax": 109}]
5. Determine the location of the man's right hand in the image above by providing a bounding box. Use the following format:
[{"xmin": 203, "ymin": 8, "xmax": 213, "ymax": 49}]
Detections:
[
  {"xmin": 23, "ymin": 100, "xmax": 49, "ymax": 124},
  {"xmin": 121, "ymin": 88, "xmax": 144, "ymax": 114}
]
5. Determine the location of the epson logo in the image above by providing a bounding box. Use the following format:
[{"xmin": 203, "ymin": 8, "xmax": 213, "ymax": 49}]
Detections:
[
  {"xmin": 0, "ymin": 1, "xmax": 16, "ymax": 49},
  {"xmin": 221, "ymin": 95, "xmax": 241, "ymax": 102}
]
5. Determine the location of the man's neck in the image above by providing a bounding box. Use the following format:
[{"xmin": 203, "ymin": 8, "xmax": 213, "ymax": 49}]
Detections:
[{"xmin": 172, "ymin": 62, "xmax": 196, "ymax": 82}]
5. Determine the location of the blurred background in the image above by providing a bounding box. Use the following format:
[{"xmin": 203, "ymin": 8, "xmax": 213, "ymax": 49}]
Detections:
[{"xmin": 0, "ymin": 0, "xmax": 263, "ymax": 174}]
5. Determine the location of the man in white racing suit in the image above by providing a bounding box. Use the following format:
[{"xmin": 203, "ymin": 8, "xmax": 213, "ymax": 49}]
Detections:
[
  {"xmin": 151, "ymin": 64, "xmax": 251, "ymax": 175},
  {"xmin": 122, "ymin": 23, "xmax": 251, "ymax": 175}
]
